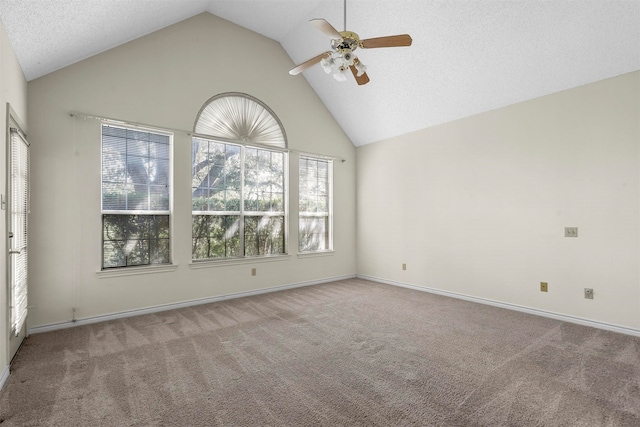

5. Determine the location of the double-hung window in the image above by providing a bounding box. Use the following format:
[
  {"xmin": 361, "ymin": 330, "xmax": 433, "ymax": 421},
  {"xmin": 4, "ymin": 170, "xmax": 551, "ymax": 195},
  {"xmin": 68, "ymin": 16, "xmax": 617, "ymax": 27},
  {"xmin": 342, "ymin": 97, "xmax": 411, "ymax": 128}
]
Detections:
[
  {"xmin": 299, "ymin": 156, "xmax": 332, "ymax": 252},
  {"xmin": 101, "ymin": 124, "xmax": 171, "ymax": 268},
  {"xmin": 192, "ymin": 138, "xmax": 286, "ymax": 260}
]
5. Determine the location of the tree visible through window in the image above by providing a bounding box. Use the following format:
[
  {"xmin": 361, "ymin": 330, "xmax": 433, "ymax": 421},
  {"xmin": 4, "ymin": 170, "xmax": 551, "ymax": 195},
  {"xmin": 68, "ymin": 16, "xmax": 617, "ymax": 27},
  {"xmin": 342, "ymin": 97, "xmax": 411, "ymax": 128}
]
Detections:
[
  {"xmin": 191, "ymin": 93, "xmax": 288, "ymax": 261},
  {"xmin": 191, "ymin": 139, "xmax": 285, "ymax": 259},
  {"xmin": 101, "ymin": 125, "xmax": 171, "ymax": 268}
]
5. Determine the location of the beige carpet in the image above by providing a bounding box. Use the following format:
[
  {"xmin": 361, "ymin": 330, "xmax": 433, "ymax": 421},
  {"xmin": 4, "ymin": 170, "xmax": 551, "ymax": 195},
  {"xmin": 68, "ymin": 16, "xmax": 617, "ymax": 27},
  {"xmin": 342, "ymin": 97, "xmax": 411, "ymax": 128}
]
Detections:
[{"xmin": 1, "ymin": 278, "xmax": 639, "ymax": 426}]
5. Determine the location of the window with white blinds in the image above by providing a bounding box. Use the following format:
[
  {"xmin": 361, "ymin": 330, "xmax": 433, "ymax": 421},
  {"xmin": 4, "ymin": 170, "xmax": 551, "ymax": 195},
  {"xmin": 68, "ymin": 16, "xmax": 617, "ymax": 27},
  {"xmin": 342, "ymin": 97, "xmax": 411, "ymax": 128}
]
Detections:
[
  {"xmin": 10, "ymin": 127, "xmax": 29, "ymax": 336},
  {"xmin": 101, "ymin": 124, "xmax": 171, "ymax": 268},
  {"xmin": 299, "ymin": 156, "xmax": 332, "ymax": 253}
]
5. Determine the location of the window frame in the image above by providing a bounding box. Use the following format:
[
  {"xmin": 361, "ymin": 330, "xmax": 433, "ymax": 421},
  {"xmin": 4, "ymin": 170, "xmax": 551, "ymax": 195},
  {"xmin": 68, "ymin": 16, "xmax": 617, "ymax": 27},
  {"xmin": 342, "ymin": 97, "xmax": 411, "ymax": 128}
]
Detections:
[
  {"xmin": 298, "ymin": 155, "xmax": 333, "ymax": 254},
  {"xmin": 191, "ymin": 136, "xmax": 289, "ymax": 262},
  {"xmin": 100, "ymin": 123, "xmax": 173, "ymax": 270}
]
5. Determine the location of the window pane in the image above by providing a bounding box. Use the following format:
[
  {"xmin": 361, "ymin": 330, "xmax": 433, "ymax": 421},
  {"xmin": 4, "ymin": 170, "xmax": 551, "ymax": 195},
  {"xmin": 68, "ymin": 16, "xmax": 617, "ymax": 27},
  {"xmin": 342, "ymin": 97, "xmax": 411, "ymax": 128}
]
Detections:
[
  {"xmin": 150, "ymin": 239, "xmax": 170, "ymax": 264},
  {"xmin": 226, "ymin": 189, "xmax": 241, "ymax": 211},
  {"xmin": 192, "ymin": 215, "xmax": 240, "ymax": 259},
  {"xmin": 102, "ymin": 214, "xmax": 170, "ymax": 269},
  {"xmin": 127, "ymin": 188, "xmax": 148, "ymax": 211},
  {"xmin": 209, "ymin": 189, "xmax": 225, "ymax": 211},
  {"xmin": 150, "ymin": 141, "xmax": 170, "ymax": 160},
  {"xmin": 102, "ymin": 124, "xmax": 171, "ymax": 213},
  {"xmin": 192, "ymin": 138, "xmax": 211, "ymax": 189},
  {"xmin": 192, "ymin": 188, "xmax": 208, "ymax": 211},
  {"xmin": 126, "ymin": 215, "xmax": 150, "ymax": 239},
  {"xmin": 271, "ymin": 191, "xmax": 284, "ymax": 212},
  {"xmin": 192, "ymin": 140, "xmax": 242, "ymax": 214},
  {"xmin": 103, "ymin": 241, "xmax": 126, "ymax": 268},
  {"xmin": 127, "ymin": 156, "xmax": 149, "ymax": 185},
  {"xmin": 125, "ymin": 239, "xmax": 150, "ymax": 266},
  {"xmin": 102, "ymin": 183, "xmax": 128, "ymax": 211},
  {"xmin": 127, "ymin": 138, "xmax": 148, "ymax": 158},
  {"xmin": 244, "ymin": 148, "xmax": 284, "ymax": 214},
  {"xmin": 150, "ymin": 185, "xmax": 169, "ymax": 210},
  {"xmin": 299, "ymin": 216, "xmax": 329, "ymax": 252},
  {"xmin": 155, "ymin": 215, "xmax": 170, "ymax": 239},
  {"xmin": 151, "ymin": 158, "xmax": 170, "ymax": 186},
  {"xmin": 102, "ymin": 152, "xmax": 127, "ymax": 183},
  {"xmin": 102, "ymin": 135, "xmax": 127, "ymax": 156},
  {"xmin": 103, "ymin": 215, "xmax": 126, "ymax": 241},
  {"xmin": 192, "ymin": 136, "xmax": 286, "ymax": 261},
  {"xmin": 316, "ymin": 196, "xmax": 328, "ymax": 212},
  {"xmin": 245, "ymin": 216, "xmax": 285, "ymax": 256}
]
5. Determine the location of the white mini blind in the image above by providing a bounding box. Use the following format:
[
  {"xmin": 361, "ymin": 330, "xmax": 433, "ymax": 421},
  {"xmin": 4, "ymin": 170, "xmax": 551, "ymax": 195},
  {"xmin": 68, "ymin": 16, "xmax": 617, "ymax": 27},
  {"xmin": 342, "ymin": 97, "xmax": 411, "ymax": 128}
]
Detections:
[
  {"xmin": 10, "ymin": 128, "xmax": 29, "ymax": 336},
  {"xmin": 101, "ymin": 124, "xmax": 172, "ymax": 268},
  {"xmin": 299, "ymin": 156, "xmax": 332, "ymax": 252}
]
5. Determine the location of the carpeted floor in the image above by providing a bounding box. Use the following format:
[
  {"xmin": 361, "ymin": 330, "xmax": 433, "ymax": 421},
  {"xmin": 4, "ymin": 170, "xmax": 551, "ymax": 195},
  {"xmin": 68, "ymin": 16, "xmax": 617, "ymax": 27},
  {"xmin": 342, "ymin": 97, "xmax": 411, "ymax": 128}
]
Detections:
[{"xmin": 0, "ymin": 278, "xmax": 639, "ymax": 426}]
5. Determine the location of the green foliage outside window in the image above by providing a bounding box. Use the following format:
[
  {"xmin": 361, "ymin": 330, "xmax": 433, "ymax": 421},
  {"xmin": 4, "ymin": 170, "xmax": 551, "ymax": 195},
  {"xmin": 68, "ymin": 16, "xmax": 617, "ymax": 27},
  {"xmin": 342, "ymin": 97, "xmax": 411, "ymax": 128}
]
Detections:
[
  {"xmin": 101, "ymin": 125, "xmax": 171, "ymax": 269},
  {"xmin": 191, "ymin": 138, "xmax": 286, "ymax": 260}
]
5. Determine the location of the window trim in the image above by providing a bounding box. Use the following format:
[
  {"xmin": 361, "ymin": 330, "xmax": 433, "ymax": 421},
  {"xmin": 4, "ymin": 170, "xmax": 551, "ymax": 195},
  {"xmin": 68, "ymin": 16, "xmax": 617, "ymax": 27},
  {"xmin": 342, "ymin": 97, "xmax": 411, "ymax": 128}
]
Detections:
[
  {"xmin": 189, "ymin": 253, "xmax": 292, "ymax": 269},
  {"xmin": 298, "ymin": 155, "xmax": 333, "ymax": 254},
  {"xmin": 100, "ymin": 122, "xmax": 174, "ymax": 270},
  {"xmin": 191, "ymin": 137, "xmax": 289, "ymax": 261}
]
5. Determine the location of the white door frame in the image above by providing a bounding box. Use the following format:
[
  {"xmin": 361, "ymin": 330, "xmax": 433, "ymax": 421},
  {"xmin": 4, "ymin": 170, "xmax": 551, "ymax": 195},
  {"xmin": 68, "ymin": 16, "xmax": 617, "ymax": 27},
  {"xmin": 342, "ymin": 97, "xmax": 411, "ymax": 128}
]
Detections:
[{"xmin": 6, "ymin": 105, "xmax": 28, "ymax": 363}]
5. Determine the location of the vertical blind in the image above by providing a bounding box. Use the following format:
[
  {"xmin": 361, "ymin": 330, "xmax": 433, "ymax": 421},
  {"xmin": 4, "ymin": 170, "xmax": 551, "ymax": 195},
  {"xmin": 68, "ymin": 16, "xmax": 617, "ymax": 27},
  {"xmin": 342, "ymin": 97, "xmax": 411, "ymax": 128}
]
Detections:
[{"xmin": 10, "ymin": 128, "xmax": 29, "ymax": 336}]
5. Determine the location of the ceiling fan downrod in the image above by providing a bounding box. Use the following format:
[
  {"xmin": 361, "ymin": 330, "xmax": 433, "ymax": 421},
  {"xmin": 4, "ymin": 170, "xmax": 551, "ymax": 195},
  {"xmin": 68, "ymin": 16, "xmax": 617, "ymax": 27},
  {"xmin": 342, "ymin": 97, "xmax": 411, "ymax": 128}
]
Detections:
[{"xmin": 343, "ymin": 0, "xmax": 347, "ymax": 32}]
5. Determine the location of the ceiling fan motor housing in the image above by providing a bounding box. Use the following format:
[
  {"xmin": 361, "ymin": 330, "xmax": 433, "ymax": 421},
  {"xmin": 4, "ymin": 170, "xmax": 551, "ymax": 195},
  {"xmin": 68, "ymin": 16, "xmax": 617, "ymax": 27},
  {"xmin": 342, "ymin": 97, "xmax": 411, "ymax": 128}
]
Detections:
[{"xmin": 332, "ymin": 31, "xmax": 360, "ymax": 52}]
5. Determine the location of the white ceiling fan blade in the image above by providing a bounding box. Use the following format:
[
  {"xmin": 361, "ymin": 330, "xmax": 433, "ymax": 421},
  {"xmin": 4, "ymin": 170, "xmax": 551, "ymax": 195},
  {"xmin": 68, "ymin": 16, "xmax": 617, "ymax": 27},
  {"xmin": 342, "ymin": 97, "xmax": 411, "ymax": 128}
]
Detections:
[
  {"xmin": 289, "ymin": 52, "xmax": 333, "ymax": 75},
  {"xmin": 309, "ymin": 19, "xmax": 342, "ymax": 39}
]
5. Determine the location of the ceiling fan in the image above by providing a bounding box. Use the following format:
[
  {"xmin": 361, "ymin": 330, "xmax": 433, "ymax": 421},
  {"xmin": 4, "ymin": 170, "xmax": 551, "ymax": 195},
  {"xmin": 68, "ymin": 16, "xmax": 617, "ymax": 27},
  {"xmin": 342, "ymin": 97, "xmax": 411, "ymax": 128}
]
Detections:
[{"xmin": 289, "ymin": 0, "xmax": 412, "ymax": 85}]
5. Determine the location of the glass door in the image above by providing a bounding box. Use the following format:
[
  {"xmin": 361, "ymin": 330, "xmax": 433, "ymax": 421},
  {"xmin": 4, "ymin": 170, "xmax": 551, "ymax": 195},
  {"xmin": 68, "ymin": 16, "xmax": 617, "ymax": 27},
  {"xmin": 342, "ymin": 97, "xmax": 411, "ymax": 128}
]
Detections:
[{"xmin": 8, "ymin": 124, "xmax": 29, "ymax": 361}]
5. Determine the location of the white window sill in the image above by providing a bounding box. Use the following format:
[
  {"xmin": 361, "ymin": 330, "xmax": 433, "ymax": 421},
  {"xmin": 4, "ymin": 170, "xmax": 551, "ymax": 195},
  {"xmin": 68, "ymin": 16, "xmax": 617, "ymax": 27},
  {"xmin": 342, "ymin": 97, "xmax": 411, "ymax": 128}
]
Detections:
[
  {"xmin": 297, "ymin": 250, "xmax": 334, "ymax": 259},
  {"xmin": 97, "ymin": 264, "xmax": 178, "ymax": 278},
  {"xmin": 189, "ymin": 254, "xmax": 292, "ymax": 269}
]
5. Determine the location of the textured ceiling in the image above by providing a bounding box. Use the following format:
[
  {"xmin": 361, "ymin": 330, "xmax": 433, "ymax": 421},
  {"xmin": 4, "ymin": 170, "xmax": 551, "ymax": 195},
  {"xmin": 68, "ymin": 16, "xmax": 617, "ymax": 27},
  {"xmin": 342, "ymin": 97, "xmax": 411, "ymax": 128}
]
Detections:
[{"xmin": 0, "ymin": 0, "xmax": 638, "ymax": 147}]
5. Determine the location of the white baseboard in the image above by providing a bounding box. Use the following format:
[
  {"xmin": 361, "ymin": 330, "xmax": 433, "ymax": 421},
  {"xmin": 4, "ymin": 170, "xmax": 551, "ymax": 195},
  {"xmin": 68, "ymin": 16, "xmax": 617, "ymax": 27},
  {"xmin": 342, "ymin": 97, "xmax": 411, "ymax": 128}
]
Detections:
[
  {"xmin": 357, "ymin": 274, "xmax": 640, "ymax": 338},
  {"xmin": 29, "ymin": 274, "xmax": 356, "ymax": 335},
  {"xmin": 0, "ymin": 365, "xmax": 9, "ymax": 391}
]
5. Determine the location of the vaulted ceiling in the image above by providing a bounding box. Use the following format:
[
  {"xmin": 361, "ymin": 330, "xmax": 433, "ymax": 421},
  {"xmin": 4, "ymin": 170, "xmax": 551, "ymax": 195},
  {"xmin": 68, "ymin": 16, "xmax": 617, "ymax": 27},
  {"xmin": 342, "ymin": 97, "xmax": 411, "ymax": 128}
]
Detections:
[{"xmin": 0, "ymin": 1, "xmax": 638, "ymax": 146}]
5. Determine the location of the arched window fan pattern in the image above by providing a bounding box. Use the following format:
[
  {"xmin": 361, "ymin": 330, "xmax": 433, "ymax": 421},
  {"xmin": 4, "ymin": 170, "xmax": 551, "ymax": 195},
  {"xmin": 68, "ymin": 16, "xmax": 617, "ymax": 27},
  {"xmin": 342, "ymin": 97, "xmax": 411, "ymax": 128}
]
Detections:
[
  {"xmin": 194, "ymin": 93, "xmax": 287, "ymax": 148},
  {"xmin": 191, "ymin": 93, "xmax": 287, "ymax": 260}
]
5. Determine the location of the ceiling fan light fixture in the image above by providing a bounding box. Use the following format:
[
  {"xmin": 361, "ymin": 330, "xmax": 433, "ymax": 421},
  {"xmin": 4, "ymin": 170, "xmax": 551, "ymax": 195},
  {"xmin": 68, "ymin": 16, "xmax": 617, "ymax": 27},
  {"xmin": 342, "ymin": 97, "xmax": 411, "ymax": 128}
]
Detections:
[
  {"xmin": 320, "ymin": 56, "xmax": 334, "ymax": 73},
  {"xmin": 341, "ymin": 50, "xmax": 355, "ymax": 66},
  {"xmin": 333, "ymin": 66, "xmax": 348, "ymax": 82},
  {"xmin": 355, "ymin": 60, "xmax": 367, "ymax": 77},
  {"xmin": 289, "ymin": 0, "xmax": 411, "ymax": 86}
]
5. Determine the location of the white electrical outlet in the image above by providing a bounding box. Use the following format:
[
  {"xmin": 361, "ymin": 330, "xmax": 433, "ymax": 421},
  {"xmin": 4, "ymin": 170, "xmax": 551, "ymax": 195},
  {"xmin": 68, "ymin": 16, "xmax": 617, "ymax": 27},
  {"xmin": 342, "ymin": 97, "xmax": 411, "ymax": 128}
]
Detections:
[{"xmin": 565, "ymin": 227, "xmax": 578, "ymax": 237}]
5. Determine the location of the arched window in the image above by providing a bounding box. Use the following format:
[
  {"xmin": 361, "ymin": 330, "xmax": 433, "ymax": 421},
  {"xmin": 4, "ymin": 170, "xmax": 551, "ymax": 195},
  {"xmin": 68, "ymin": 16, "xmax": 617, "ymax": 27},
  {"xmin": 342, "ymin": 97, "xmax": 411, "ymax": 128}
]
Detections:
[
  {"xmin": 191, "ymin": 93, "xmax": 288, "ymax": 260},
  {"xmin": 193, "ymin": 92, "xmax": 287, "ymax": 148}
]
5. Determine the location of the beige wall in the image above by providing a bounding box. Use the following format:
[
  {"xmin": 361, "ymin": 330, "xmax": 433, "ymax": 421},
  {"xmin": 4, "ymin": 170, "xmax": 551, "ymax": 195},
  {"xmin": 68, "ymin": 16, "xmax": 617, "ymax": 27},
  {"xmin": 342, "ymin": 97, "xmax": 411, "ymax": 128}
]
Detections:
[
  {"xmin": 357, "ymin": 71, "xmax": 640, "ymax": 330},
  {"xmin": 1, "ymin": 20, "xmax": 28, "ymax": 367},
  {"xmin": 21, "ymin": 11, "xmax": 640, "ymax": 334},
  {"xmin": 26, "ymin": 13, "xmax": 356, "ymax": 328}
]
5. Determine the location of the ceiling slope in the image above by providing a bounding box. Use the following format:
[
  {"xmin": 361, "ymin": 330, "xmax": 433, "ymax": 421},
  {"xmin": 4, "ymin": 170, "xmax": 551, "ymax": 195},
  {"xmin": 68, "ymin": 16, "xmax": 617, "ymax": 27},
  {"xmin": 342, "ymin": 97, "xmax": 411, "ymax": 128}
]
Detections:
[{"xmin": 0, "ymin": 0, "xmax": 638, "ymax": 146}]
